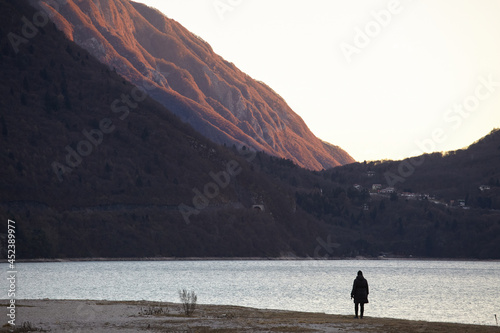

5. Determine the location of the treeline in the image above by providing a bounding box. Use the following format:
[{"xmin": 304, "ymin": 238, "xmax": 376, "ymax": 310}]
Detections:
[
  {"xmin": 294, "ymin": 190, "xmax": 500, "ymax": 258},
  {"xmin": 323, "ymin": 129, "xmax": 500, "ymax": 209},
  {"xmin": 246, "ymin": 130, "xmax": 500, "ymax": 258}
]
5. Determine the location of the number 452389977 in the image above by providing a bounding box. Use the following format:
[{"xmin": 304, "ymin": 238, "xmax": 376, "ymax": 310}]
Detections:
[{"xmin": 7, "ymin": 219, "xmax": 16, "ymax": 269}]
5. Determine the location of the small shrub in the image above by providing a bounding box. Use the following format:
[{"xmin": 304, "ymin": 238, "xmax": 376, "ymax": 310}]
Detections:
[{"xmin": 178, "ymin": 289, "xmax": 197, "ymax": 316}]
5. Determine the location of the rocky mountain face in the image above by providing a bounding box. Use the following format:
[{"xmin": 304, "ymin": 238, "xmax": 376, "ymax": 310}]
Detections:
[{"xmin": 33, "ymin": 0, "xmax": 354, "ymax": 170}]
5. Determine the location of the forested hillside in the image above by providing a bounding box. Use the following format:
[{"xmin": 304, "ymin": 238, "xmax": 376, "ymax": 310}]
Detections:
[
  {"xmin": 1, "ymin": 1, "xmax": 499, "ymax": 260},
  {"xmin": 0, "ymin": 0, "xmax": 326, "ymax": 258},
  {"xmin": 248, "ymin": 137, "xmax": 500, "ymax": 259}
]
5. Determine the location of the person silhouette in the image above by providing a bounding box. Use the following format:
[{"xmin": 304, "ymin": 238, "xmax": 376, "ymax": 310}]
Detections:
[{"xmin": 351, "ymin": 270, "xmax": 369, "ymax": 319}]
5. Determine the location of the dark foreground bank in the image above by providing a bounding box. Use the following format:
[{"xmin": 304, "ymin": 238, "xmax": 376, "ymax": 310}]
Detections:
[{"xmin": 1, "ymin": 300, "xmax": 498, "ymax": 333}]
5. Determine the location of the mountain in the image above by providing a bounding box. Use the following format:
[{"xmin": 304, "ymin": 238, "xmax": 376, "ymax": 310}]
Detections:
[
  {"xmin": 1, "ymin": 1, "xmax": 498, "ymax": 260},
  {"xmin": 0, "ymin": 0, "xmax": 331, "ymax": 258},
  {"xmin": 309, "ymin": 129, "xmax": 500, "ymax": 258},
  {"xmin": 326, "ymin": 128, "xmax": 500, "ymax": 209},
  {"xmin": 250, "ymin": 128, "xmax": 500, "ymax": 259},
  {"xmin": 32, "ymin": 0, "xmax": 354, "ymax": 170}
]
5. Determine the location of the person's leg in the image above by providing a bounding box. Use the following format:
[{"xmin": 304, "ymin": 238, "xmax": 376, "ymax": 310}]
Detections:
[
  {"xmin": 354, "ymin": 302, "xmax": 359, "ymax": 318},
  {"xmin": 360, "ymin": 303, "xmax": 364, "ymax": 318}
]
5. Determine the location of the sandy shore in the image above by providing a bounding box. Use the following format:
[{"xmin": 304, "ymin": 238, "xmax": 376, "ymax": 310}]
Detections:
[{"xmin": 1, "ymin": 299, "xmax": 498, "ymax": 332}]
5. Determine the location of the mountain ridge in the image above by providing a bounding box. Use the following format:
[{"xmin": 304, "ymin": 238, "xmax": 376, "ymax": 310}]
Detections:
[
  {"xmin": 2, "ymin": 0, "xmax": 499, "ymax": 259},
  {"xmin": 0, "ymin": 0, "xmax": 331, "ymax": 258},
  {"xmin": 33, "ymin": 0, "xmax": 355, "ymax": 170}
]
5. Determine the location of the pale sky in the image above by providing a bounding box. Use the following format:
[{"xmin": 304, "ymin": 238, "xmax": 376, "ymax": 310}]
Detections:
[{"xmin": 133, "ymin": 0, "xmax": 500, "ymax": 162}]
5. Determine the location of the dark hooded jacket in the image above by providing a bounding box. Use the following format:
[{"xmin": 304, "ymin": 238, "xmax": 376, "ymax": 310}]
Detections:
[{"xmin": 351, "ymin": 275, "xmax": 369, "ymax": 304}]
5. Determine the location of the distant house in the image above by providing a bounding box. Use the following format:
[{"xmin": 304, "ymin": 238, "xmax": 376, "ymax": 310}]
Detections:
[
  {"xmin": 354, "ymin": 184, "xmax": 362, "ymax": 191},
  {"xmin": 367, "ymin": 171, "xmax": 375, "ymax": 177},
  {"xmin": 401, "ymin": 192, "xmax": 417, "ymax": 199},
  {"xmin": 372, "ymin": 184, "xmax": 382, "ymax": 190},
  {"xmin": 380, "ymin": 187, "xmax": 395, "ymax": 194},
  {"xmin": 363, "ymin": 203, "xmax": 369, "ymax": 211},
  {"xmin": 479, "ymin": 185, "xmax": 491, "ymax": 192},
  {"xmin": 458, "ymin": 199, "xmax": 466, "ymax": 207}
]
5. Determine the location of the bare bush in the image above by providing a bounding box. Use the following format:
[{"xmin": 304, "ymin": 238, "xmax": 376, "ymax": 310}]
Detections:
[{"xmin": 178, "ymin": 289, "xmax": 197, "ymax": 316}]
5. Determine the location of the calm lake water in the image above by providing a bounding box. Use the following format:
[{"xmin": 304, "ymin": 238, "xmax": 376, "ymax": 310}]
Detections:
[{"xmin": 1, "ymin": 260, "xmax": 499, "ymax": 326}]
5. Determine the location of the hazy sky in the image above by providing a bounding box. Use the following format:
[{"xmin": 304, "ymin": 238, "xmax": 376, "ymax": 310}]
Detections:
[{"xmin": 133, "ymin": 0, "xmax": 500, "ymax": 161}]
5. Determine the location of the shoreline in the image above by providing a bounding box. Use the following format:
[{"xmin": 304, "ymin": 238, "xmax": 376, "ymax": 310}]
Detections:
[
  {"xmin": 2, "ymin": 299, "xmax": 498, "ymax": 332},
  {"xmin": 11, "ymin": 256, "xmax": 500, "ymax": 263}
]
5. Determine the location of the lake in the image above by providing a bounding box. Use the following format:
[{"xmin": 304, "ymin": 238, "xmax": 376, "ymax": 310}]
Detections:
[{"xmin": 1, "ymin": 260, "xmax": 499, "ymax": 326}]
